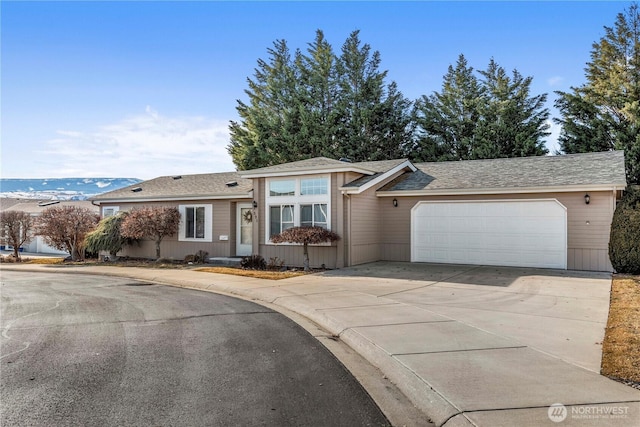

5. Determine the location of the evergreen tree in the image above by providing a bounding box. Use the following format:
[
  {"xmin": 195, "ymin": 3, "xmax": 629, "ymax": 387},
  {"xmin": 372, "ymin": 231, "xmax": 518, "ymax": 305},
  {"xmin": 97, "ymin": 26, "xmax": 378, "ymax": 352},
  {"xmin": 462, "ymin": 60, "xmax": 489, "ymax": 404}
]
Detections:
[
  {"xmin": 413, "ymin": 55, "xmax": 483, "ymax": 161},
  {"xmin": 85, "ymin": 212, "xmax": 133, "ymax": 259},
  {"xmin": 334, "ymin": 31, "xmax": 413, "ymax": 161},
  {"xmin": 477, "ymin": 59, "xmax": 549, "ymax": 158},
  {"xmin": 228, "ymin": 30, "xmax": 412, "ymax": 169},
  {"xmin": 296, "ymin": 30, "xmax": 341, "ymax": 159},
  {"xmin": 413, "ymin": 55, "xmax": 548, "ymax": 162},
  {"xmin": 554, "ymin": 3, "xmax": 640, "ymax": 184},
  {"xmin": 228, "ymin": 39, "xmax": 303, "ymax": 170}
]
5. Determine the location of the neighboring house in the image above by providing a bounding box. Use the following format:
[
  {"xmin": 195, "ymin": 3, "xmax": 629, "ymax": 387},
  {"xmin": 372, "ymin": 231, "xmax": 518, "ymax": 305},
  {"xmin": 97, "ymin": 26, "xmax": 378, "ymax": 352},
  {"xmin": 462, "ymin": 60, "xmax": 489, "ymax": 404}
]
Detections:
[
  {"xmin": 91, "ymin": 151, "xmax": 627, "ymax": 272},
  {"xmin": 0, "ymin": 200, "xmax": 100, "ymax": 254}
]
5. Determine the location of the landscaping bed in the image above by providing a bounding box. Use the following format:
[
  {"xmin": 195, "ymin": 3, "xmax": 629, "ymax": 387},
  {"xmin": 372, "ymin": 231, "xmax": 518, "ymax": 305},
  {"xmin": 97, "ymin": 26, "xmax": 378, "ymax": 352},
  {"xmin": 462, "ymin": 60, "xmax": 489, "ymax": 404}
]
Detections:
[
  {"xmin": 601, "ymin": 275, "xmax": 640, "ymax": 389},
  {"xmin": 6, "ymin": 255, "xmax": 311, "ymax": 280},
  {"xmin": 195, "ymin": 266, "xmax": 308, "ymax": 280}
]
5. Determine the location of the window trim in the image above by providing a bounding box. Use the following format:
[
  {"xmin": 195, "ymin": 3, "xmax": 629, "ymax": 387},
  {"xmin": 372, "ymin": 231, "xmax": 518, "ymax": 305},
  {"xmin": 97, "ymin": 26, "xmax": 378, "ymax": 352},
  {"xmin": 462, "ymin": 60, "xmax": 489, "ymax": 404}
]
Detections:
[
  {"xmin": 300, "ymin": 203, "xmax": 328, "ymax": 228},
  {"xmin": 265, "ymin": 175, "xmax": 331, "ymax": 243},
  {"xmin": 178, "ymin": 204, "xmax": 213, "ymax": 242}
]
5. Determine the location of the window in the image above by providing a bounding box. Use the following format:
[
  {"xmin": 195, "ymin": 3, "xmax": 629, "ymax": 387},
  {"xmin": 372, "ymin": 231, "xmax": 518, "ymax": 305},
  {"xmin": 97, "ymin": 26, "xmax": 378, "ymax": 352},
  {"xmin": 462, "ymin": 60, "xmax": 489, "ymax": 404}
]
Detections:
[
  {"xmin": 269, "ymin": 180, "xmax": 295, "ymax": 196},
  {"xmin": 185, "ymin": 206, "xmax": 205, "ymax": 238},
  {"xmin": 178, "ymin": 204, "xmax": 213, "ymax": 242},
  {"xmin": 300, "ymin": 204, "xmax": 327, "ymax": 228},
  {"xmin": 102, "ymin": 206, "xmax": 119, "ymax": 217},
  {"xmin": 265, "ymin": 175, "xmax": 331, "ymax": 242},
  {"xmin": 270, "ymin": 205, "xmax": 294, "ymax": 238},
  {"xmin": 301, "ymin": 178, "xmax": 328, "ymax": 195}
]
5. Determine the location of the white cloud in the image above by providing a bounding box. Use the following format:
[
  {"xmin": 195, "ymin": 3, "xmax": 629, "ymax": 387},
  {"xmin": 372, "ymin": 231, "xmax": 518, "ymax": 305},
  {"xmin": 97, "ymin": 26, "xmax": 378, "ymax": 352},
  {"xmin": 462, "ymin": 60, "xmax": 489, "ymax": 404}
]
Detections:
[
  {"xmin": 38, "ymin": 107, "xmax": 235, "ymax": 179},
  {"xmin": 547, "ymin": 76, "xmax": 564, "ymax": 87}
]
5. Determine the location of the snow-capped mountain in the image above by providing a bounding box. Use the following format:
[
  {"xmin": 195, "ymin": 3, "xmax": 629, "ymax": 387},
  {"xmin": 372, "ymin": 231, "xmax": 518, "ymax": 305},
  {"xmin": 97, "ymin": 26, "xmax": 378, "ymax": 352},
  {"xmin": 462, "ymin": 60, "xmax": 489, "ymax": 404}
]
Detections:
[{"xmin": 0, "ymin": 178, "xmax": 142, "ymax": 200}]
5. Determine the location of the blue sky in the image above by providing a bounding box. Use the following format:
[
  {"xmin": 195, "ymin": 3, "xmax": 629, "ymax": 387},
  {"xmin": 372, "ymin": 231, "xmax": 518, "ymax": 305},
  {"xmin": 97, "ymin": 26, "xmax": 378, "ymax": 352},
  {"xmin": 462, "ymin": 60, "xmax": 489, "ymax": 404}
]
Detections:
[{"xmin": 1, "ymin": 1, "xmax": 628, "ymax": 179}]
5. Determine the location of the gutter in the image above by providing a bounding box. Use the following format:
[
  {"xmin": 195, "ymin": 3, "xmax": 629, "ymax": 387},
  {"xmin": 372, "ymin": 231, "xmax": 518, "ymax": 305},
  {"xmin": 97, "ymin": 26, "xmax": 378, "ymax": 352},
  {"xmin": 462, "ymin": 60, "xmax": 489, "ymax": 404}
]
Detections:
[
  {"xmin": 376, "ymin": 183, "xmax": 628, "ymax": 197},
  {"xmin": 90, "ymin": 193, "xmax": 253, "ymax": 204}
]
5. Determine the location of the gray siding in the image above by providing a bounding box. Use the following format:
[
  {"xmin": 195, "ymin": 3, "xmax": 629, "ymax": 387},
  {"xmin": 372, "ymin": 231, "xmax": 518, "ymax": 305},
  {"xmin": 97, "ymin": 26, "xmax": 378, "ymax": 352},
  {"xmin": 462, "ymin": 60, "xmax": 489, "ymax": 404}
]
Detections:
[
  {"xmin": 379, "ymin": 191, "xmax": 617, "ymax": 272},
  {"xmin": 348, "ymin": 186, "xmax": 381, "ymax": 265},
  {"xmin": 109, "ymin": 199, "xmax": 248, "ymax": 260}
]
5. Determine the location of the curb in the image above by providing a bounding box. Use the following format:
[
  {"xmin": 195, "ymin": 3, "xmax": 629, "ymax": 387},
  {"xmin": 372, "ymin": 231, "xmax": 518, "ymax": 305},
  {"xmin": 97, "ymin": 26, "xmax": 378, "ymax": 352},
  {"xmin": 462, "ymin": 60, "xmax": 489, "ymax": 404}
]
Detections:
[
  {"xmin": 2, "ymin": 265, "xmax": 450, "ymax": 426},
  {"xmin": 262, "ymin": 292, "xmax": 462, "ymax": 427}
]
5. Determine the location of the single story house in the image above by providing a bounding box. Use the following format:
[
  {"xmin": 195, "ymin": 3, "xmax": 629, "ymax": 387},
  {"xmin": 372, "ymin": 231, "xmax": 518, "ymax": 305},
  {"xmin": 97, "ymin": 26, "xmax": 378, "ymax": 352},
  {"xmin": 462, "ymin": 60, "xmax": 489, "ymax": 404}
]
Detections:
[
  {"xmin": 91, "ymin": 151, "xmax": 627, "ymax": 272},
  {"xmin": 0, "ymin": 200, "xmax": 100, "ymax": 255}
]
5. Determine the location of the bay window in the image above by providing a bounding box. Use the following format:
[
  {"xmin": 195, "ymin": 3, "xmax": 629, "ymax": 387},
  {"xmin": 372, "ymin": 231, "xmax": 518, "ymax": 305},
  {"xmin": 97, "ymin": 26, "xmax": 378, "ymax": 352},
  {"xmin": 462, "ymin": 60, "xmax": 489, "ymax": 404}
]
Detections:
[{"xmin": 266, "ymin": 175, "xmax": 331, "ymax": 241}]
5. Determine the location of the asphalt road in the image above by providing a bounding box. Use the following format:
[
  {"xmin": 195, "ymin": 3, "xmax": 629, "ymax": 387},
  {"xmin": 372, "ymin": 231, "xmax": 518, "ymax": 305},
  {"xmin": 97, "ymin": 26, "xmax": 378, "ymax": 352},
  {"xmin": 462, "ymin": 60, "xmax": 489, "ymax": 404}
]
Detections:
[{"xmin": 0, "ymin": 271, "xmax": 388, "ymax": 426}]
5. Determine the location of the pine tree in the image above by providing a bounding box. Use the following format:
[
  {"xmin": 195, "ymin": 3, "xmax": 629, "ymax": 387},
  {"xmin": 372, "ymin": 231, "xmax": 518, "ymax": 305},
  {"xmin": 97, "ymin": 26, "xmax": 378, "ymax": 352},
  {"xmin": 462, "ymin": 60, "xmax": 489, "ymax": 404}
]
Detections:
[{"xmin": 554, "ymin": 3, "xmax": 640, "ymax": 184}]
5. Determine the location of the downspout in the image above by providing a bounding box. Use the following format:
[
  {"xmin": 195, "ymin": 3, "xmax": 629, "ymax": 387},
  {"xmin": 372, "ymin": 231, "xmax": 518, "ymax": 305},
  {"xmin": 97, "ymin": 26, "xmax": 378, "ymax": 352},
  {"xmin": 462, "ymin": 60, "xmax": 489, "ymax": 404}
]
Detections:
[{"xmin": 342, "ymin": 191, "xmax": 351, "ymax": 267}]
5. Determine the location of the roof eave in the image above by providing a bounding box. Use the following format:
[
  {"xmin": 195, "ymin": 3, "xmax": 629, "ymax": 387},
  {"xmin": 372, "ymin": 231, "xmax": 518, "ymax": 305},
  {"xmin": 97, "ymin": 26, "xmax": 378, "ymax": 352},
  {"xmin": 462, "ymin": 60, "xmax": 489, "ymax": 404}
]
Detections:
[
  {"xmin": 91, "ymin": 192, "xmax": 253, "ymax": 204},
  {"xmin": 376, "ymin": 183, "xmax": 628, "ymax": 197},
  {"xmin": 339, "ymin": 160, "xmax": 418, "ymax": 194},
  {"xmin": 240, "ymin": 166, "xmax": 377, "ymax": 179}
]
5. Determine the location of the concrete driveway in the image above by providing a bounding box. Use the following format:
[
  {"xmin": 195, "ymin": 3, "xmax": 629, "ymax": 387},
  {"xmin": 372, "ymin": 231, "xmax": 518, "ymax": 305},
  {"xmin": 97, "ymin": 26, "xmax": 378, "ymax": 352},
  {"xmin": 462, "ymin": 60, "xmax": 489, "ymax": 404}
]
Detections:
[
  {"xmin": 318, "ymin": 262, "xmax": 612, "ymax": 373},
  {"xmin": 259, "ymin": 261, "xmax": 639, "ymax": 426}
]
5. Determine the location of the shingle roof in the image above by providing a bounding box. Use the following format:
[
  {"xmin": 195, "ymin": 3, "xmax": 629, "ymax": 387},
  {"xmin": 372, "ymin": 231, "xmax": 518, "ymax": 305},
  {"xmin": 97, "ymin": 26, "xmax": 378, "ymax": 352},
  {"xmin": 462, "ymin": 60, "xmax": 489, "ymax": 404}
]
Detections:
[
  {"xmin": 379, "ymin": 151, "xmax": 627, "ymax": 192},
  {"xmin": 91, "ymin": 172, "xmax": 252, "ymax": 202},
  {"xmin": 0, "ymin": 198, "xmax": 45, "ymax": 211},
  {"xmin": 341, "ymin": 159, "xmax": 411, "ymax": 188},
  {"xmin": 240, "ymin": 157, "xmax": 408, "ymax": 178},
  {"xmin": 3, "ymin": 200, "xmax": 99, "ymax": 215}
]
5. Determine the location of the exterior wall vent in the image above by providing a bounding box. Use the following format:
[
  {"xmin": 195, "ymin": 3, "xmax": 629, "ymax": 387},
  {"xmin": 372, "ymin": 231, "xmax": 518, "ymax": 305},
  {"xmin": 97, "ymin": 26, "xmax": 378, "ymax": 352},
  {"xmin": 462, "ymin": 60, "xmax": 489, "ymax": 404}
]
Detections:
[{"xmin": 38, "ymin": 200, "xmax": 61, "ymax": 207}]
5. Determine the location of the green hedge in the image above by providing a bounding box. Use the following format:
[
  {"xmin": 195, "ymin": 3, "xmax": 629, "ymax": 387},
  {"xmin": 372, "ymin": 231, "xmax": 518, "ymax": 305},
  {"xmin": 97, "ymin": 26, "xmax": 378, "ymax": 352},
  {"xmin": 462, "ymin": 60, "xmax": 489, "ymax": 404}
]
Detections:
[{"xmin": 609, "ymin": 185, "xmax": 640, "ymax": 274}]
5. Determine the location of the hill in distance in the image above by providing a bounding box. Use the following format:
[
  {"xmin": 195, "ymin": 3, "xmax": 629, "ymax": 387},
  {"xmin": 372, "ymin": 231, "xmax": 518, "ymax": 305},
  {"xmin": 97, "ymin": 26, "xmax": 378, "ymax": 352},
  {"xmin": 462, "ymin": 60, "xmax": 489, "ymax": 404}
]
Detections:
[{"xmin": 0, "ymin": 178, "xmax": 142, "ymax": 200}]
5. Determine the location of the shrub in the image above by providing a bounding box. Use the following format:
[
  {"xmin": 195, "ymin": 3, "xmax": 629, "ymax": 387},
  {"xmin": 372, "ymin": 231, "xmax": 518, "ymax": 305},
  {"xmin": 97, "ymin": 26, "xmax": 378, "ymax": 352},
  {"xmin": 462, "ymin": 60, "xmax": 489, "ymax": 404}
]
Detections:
[
  {"xmin": 35, "ymin": 206, "xmax": 100, "ymax": 261},
  {"xmin": 267, "ymin": 257, "xmax": 285, "ymax": 271},
  {"xmin": 0, "ymin": 211, "xmax": 33, "ymax": 261},
  {"xmin": 185, "ymin": 250, "xmax": 209, "ymax": 264},
  {"xmin": 195, "ymin": 250, "xmax": 209, "ymax": 264},
  {"xmin": 85, "ymin": 212, "xmax": 132, "ymax": 259},
  {"xmin": 271, "ymin": 226, "xmax": 340, "ymax": 271},
  {"xmin": 120, "ymin": 206, "xmax": 180, "ymax": 260},
  {"xmin": 241, "ymin": 254, "xmax": 266, "ymax": 270},
  {"xmin": 609, "ymin": 186, "xmax": 640, "ymax": 274}
]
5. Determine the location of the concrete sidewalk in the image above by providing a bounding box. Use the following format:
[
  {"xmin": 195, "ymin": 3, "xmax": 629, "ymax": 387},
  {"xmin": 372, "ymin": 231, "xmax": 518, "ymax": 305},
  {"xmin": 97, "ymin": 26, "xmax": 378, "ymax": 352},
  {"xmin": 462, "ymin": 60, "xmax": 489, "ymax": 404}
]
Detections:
[{"xmin": 2, "ymin": 262, "xmax": 639, "ymax": 426}]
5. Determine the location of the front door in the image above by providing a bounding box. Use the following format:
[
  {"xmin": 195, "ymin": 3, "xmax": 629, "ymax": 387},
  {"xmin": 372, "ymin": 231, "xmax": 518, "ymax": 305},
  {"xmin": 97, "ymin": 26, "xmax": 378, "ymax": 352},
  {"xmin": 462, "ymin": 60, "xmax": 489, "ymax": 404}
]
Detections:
[{"xmin": 236, "ymin": 203, "xmax": 253, "ymax": 256}]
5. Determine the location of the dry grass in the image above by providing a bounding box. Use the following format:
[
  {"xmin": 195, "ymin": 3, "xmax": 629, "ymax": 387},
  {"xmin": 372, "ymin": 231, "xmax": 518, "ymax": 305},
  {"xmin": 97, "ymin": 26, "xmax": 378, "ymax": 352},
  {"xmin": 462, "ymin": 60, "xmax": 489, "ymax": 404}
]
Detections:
[
  {"xmin": 601, "ymin": 275, "xmax": 640, "ymax": 384},
  {"xmin": 195, "ymin": 266, "xmax": 308, "ymax": 280},
  {"xmin": 0, "ymin": 256, "xmax": 65, "ymax": 265},
  {"xmin": 24, "ymin": 258, "xmax": 66, "ymax": 265}
]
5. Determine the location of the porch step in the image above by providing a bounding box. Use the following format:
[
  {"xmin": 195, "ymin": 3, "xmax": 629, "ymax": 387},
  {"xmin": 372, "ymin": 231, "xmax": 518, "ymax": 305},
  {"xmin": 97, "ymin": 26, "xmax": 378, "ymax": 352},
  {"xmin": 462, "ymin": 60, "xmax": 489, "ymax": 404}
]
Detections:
[{"xmin": 207, "ymin": 257, "xmax": 243, "ymax": 267}]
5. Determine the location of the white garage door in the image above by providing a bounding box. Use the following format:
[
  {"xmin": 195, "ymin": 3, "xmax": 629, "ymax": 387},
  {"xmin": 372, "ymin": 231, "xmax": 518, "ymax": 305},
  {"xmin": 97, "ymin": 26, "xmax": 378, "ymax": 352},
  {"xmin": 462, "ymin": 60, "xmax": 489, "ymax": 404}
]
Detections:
[{"xmin": 411, "ymin": 200, "xmax": 567, "ymax": 269}]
